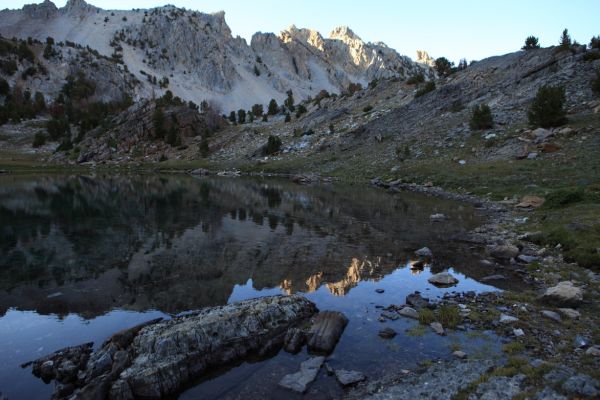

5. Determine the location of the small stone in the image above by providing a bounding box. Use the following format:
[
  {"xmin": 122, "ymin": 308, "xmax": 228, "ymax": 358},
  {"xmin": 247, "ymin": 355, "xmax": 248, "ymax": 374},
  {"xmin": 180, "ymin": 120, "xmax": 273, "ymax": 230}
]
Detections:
[
  {"xmin": 516, "ymin": 195, "xmax": 544, "ymax": 209},
  {"xmin": 541, "ymin": 310, "xmax": 562, "ymax": 322},
  {"xmin": 381, "ymin": 311, "xmax": 399, "ymax": 321},
  {"xmin": 513, "ymin": 328, "xmax": 525, "ymax": 337},
  {"xmin": 585, "ymin": 346, "xmax": 600, "ymax": 356},
  {"xmin": 573, "ymin": 335, "xmax": 589, "ymax": 349},
  {"xmin": 378, "ymin": 328, "xmax": 397, "ymax": 339},
  {"xmin": 334, "ymin": 369, "xmax": 366, "ymax": 386},
  {"xmin": 375, "ymin": 288, "xmax": 385, "ymax": 294},
  {"xmin": 429, "ymin": 213, "xmax": 447, "ymax": 222},
  {"xmin": 517, "ymin": 255, "xmax": 538, "ymax": 264},
  {"xmin": 430, "ymin": 322, "xmax": 445, "ymax": 335},
  {"xmin": 453, "ymin": 350, "xmax": 467, "ymax": 359},
  {"xmin": 406, "ymin": 292, "xmax": 429, "ymax": 310},
  {"xmin": 561, "ymin": 374, "xmax": 599, "ymax": 397},
  {"xmin": 499, "ymin": 314, "xmax": 519, "ymax": 323},
  {"xmin": 398, "ymin": 307, "xmax": 419, "ymax": 319}
]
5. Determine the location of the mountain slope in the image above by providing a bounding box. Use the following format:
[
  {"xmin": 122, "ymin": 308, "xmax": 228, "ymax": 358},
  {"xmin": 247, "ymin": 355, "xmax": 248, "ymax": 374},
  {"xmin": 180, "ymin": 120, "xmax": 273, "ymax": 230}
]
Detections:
[{"xmin": 0, "ymin": 0, "xmax": 432, "ymax": 110}]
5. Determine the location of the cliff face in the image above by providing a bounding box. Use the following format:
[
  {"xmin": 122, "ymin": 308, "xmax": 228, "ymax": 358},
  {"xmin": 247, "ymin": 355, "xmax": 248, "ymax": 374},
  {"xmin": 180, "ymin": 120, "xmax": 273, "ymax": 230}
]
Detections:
[{"xmin": 0, "ymin": 0, "xmax": 431, "ymax": 110}]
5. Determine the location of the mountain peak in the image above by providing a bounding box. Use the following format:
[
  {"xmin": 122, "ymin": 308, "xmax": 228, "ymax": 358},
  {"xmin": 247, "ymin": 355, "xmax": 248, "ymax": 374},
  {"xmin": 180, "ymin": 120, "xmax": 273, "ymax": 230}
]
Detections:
[
  {"xmin": 329, "ymin": 26, "xmax": 360, "ymax": 42},
  {"xmin": 62, "ymin": 0, "xmax": 98, "ymax": 14},
  {"xmin": 22, "ymin": 0, "xmax": 58, "ymax": 19}
]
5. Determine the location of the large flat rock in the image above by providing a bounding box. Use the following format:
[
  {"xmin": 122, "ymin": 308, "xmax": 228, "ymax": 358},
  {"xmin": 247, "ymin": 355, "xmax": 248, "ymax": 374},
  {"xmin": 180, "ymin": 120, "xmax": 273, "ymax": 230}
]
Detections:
[{"xmin": 26, "ymin": 295, "xmax": 318, "ymax": 400}]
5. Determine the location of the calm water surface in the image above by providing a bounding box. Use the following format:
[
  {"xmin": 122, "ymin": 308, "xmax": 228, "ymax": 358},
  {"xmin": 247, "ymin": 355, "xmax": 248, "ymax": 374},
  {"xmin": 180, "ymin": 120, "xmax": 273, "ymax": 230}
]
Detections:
[{"xmin": 0, "ymin": 174, "xmax": 505, "ymax": 399}]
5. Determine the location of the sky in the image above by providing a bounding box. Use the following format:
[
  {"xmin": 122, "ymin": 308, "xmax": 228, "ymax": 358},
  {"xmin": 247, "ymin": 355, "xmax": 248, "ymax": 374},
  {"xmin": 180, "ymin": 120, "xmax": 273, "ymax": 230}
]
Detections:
[{"xmin": 6, "ymin": 0, "xmax": 600, "ymax": 63}]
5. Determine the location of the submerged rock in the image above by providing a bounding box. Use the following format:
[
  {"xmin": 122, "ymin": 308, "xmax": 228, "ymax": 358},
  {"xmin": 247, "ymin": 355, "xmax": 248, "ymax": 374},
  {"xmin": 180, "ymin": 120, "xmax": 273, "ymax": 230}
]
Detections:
[
  {"xmin": 279, "ymin": 356, "xmax": 325, "ymax": 393},
  {"xmin": 398, "ymin": 306, "xmax": 419, "ymax": 319},
  {"xmin": 430, "ymin": 322, "xmax": 445, "ymax": 336},
  {"xmin": 25, "ymin": 295, "xmax": 318, "ymax": 400},
  {"xmin": 307, "ymin": 311, "xmax": 348, "ymax": 354},
  {"xmin": 378, "ymin": 327, "xmax": 397, "ymax": 339},
  {"xmin": 334, "ymin": 369, "xmax": 366, "ymax": 385}
]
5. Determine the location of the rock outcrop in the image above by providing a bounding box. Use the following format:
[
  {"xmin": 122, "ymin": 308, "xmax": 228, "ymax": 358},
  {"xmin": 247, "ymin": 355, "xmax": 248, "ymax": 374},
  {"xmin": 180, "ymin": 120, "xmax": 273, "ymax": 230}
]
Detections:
[{"xmin": 25, "ymin": 295, "xmax": 319, "ymax": 400}]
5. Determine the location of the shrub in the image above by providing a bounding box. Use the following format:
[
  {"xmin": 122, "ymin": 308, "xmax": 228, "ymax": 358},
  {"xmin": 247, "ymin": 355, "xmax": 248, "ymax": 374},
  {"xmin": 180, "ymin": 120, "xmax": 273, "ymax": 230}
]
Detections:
[
  {"xmin": 152, "ymin": 107, "xmax": 166, "ymax": 139},
  {"xmin": 46, "ymin": 117, "xmax": 70, "ymax": 140},
  {"xmin": 199, "ymin": 135, "xmax": 209, "ymax": 157},
  {"xmin": 284, "ymin": 90, "xmax": 294, "ymax": 111},
  {"xmin": 267, "ymin": 99, "xmax": 278, "ymax": 115},
  {"xmin": 0, "ymin": 78, "xmax": 8, "ymax": 96},
  {"xmin": 415, "ymin": 81, "xmax": 435, "ymax": 97},
  {"xmin": 449, "ymin": 100, "xmax": 464, "ymax": 112},
  {"xmin": 592, "ymin": 70, "xmax": 600, "ymax": 95},
  {"xmin": 522, "ymin": 36, "xmax": 540, "ymax": 50},
  {"xmin": 543, "ymin": 188, "xmax": 584, "ymax": 209},
  {"xmin": 228, "ymin": 111, "xmax": 236, "ymax": 124},
  {"xmin": 590, "ymin": 36, "xmax": 600, "ymax": 50},
  {"xmin": 295, "ymin": 104, "xmax": 307, "ymax": 118},
  {"xmin": 237, "ymin": 109, "xmax": 246, "ymax": 124},
  {"xmin": 32, "ymin": 132, "xmax": 46, "ymax": 147},
  {"xmin": 559, "ymin": 28, "xmax": 572, "ymax": 50},
  {"xmin": 0, "ymin": 59, "xmax": 18, "ymax": 76},
  {"xmin": 264, "ymin": 135, "xmax": 282, "ymax": 155},
  {"xmin": 284, "ymin": 113, "xmax": 291, "ymax": 123},
  {"xmin": 253, "ymin": 65, "xmax": 260, "ymax": 76},
  {"xmin": 434, "ymin": 57, "xmax": 454, "ymax": 77},
  {"xmin": 469, "ymin": 104, "xmax": 493, "ymax": 130},
  {"xmin": 363, "ymin": 105, "xmax": 373, "ymax": 112},
  {"xmin": 406, "ymin": 73, "xmax": 425, "ymax": 85},
  {"xmin": 528, "ymin": 85, "xmax": 567, "ymax": 128},
  {"xmin": 17, "ymin": 41, "xmax": 34, "ymax": 62},
  {"xmin": 583, "ymin": 52, "xmax": 600, "ymax": 62},
  {"xmin": 346, "ymin": 82, "xmax": 362, "ymax": 96},
  {"xmin": 251, "ymin": 103, "xmax": 263, "ymax": 117}
]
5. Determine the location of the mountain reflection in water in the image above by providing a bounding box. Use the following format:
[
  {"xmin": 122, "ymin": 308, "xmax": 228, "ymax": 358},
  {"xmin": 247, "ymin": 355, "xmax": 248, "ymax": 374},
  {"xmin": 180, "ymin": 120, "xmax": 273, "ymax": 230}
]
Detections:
[{"xmin": 0, "ymin": 174, "xmax": 488, "ymax": 318}]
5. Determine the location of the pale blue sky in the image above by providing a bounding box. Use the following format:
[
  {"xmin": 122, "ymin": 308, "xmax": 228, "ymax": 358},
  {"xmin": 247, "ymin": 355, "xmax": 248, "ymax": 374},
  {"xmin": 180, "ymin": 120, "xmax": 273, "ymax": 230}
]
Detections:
[{"xmin": 6, "ymin": 0, "xmax": 600, "ymax": 63}]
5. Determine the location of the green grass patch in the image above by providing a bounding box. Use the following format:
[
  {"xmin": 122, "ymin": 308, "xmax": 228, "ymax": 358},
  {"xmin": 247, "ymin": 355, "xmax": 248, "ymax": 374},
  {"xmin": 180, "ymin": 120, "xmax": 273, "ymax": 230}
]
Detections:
[{"xmin": 418, "ymin": 308, "xmax": 435, "ymax": 325}]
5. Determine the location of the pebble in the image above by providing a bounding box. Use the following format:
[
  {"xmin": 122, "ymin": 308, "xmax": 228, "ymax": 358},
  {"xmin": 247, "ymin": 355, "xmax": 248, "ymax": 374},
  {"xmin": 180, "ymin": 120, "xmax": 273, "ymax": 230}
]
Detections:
[
  {"xmin": 375, "ymin": 289, "xmax": 385, "ymax": 294},
  {"xmin": 541, "ymin": 310, "xmax": 562, "ymax": 322},
  {"xmin": 452, "ymin": 350, "xmax": 467, "ymax": 359},
  {"xmin": 513, "ymin": 328, "xmax": 525, "ymax": 337},
  {"xmin": 499, "ymin": 314, "xmax": 519, "ymax": 323}
]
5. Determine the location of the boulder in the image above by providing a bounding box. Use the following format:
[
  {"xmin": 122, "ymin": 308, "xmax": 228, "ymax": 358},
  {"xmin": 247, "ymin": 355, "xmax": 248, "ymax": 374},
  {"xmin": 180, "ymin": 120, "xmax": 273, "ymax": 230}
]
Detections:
[
  {"xmin": 406, "ymin": 292, "xmax": 429, "ymax": 310},
  {"xmin": 26, "ymin": 295, "xmax": 318, "ymax": 400},
  {"xmin": 415, "ymin": 247, "xmax": 433, "ymax": 258},
  {"xmin": 334, "ymin": 369, "xmax": 366, "ymax": 386},
  {"xmin": 278, "ymin": 356, "xmax": 325, "ymax": 393},
  {"xmin": 452, "ymin": 350, "xmax": 467, "ymax": 359},
  {"xmin": 539, "ymin": 281, "xmax": 583, "ymax": 308},
  {"xmin": 306, "ymin": 311, "xmax": 348, "ymax": 354},
  {"xmin": 428, "ymin": 271, "xmax": 459, "ymax": 286}
]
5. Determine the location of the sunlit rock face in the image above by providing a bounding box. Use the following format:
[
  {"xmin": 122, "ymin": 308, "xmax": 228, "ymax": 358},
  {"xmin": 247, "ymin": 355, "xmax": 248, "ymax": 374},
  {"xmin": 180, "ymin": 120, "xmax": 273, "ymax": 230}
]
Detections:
[{"xmin": 0, "ymin": 0, "xmax": 433, "ymax": 109}]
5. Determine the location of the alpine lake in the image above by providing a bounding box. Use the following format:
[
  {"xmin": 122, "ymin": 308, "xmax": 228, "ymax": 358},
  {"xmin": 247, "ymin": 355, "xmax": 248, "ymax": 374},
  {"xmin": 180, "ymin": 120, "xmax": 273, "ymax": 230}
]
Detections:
[{"xmin": 0, "ymin": 173, "xmax": 513, "ymax": 399}]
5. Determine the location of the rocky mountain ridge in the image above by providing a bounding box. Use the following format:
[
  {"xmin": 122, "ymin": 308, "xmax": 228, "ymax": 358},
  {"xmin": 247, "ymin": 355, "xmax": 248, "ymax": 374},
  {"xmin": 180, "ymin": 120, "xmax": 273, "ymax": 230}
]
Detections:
[{"xmin": 0, "ymin": 0, "xmax": 432, "ymax": 110}]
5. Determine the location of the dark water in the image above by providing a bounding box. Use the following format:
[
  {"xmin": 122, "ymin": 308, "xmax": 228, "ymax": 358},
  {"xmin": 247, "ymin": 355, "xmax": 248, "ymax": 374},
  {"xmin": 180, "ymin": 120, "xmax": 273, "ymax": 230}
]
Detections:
[{"xmin": 0, "ymin": 174, "xmax": 504, "ymax": 399}]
